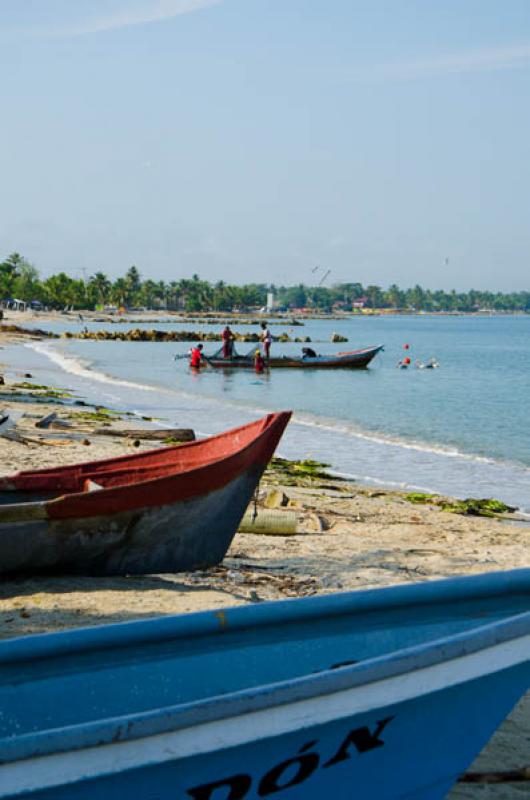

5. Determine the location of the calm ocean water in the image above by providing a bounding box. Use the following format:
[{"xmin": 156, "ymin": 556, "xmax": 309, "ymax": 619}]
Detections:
[{"xmin": 5, "ymin": 314, "xmax": 530, "ymax": 511}]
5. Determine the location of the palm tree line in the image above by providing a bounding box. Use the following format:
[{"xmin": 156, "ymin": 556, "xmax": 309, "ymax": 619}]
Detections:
[{"xmin": 1, "ymin": 253, "xmax": 528, "ymax": 313}]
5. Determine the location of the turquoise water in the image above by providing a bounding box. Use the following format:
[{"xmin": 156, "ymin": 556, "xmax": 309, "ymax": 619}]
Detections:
[{"xmin": 6, "ymin": 314, "xmax": 530, "ymax": 510}]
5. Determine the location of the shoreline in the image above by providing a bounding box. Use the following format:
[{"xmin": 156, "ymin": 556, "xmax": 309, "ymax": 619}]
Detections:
[
  {"xmin": 4, "ymin": 327, "xmax": 530, "ymax": 515},
  {"xmin": 2, "ymin": 308, "xmax": 529, "ymax": 331}
]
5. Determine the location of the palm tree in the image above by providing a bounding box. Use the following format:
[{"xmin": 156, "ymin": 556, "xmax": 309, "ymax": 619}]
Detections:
[{"xmin": 88, "ymin": 272, "xmax": 111, "ymax": 307}]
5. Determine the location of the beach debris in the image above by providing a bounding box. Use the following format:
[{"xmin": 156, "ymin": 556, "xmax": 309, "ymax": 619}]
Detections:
[
  {"xmin": 0, "ymin": 409, "xmax": 24, "ymax": 439},
  {"xmin": 263, "ymin": 489, "xmax": 290, "ymax": 508},
  {"xmin": 302, "ymin": 512, "xmax": 330, "ymax": 533},
  {"xmin": 238, "ymin": 509, "xmax": 299, "ymax": 535},
  {"xmin": 50, "ymin": 419, "xmax": 73, "ymax": 430},
  {"xmin": 0, "ymin": 376, "xmax": 4, "ymax": 385},
  {"xmin": 208, "ymin": 565, "xmax": 319, "ymax": 597},
  {"xmin": 404, "ymin": 492, "xmax": 517, "ymax": 517},
  {"xmin": 459, "ymin": 767, "xmax": 530, "ymax": 783},
  {"xmin": 35, "ymin": 412, "xmax": 58, "ymax": 429},
  {"xmin": 81, "ymin": 438, "xmax": 91, "ymax": 446},
  {"xmin": 93, "ymin": 427, "xmax": 195, "ymax": 442}
]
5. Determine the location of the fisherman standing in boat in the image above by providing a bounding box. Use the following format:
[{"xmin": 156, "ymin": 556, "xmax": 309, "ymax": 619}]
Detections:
[
  {"xmin": 222, "ymin": 325, "xmax": 234, "ymax": 359},
  {"xmin": 260, "ymin": 322, "xmax": 272, "ymax": 360},
  {"xmin": 189, "ymin": 343, "xmax": 204, "ymax": 369}
]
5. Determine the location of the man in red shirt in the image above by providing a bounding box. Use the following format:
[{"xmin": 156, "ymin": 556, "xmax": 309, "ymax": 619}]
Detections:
[{"xmin": 190, "ymin": 344, "xmax": 204, "ymax": 369}]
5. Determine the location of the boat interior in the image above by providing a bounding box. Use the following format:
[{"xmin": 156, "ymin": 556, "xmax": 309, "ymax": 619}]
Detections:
[
  {"xmin": 0, "ymin": 415, "xmax": 280, "ymax": 506},
  {"xmin": 0, "ymin": 584, "xmax": 528, "ymax": 740}
]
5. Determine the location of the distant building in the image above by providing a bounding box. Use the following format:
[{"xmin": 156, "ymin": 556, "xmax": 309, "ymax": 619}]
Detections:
[
  {"xmin": 266, "ymin": 292, "xmax": 275, "ymax": 311},
  {"xmin": 352, "ymin": 296, "xmax": 368, "ymax": 309},
  {"xmin": 1, "ymin": 298, "xmax": 27, "ymax": 311}
]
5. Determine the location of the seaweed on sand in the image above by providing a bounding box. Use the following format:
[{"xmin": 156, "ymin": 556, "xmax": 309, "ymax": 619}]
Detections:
[
  {"xmin": 265, "ymin": 457, "xmax": 340, "ymax": 486},
  {"xmin": 404, "ymin": 492, "xmax": 517, "ymax": 518},
  {"xmin": 11, "ymin": 383, "xmax": 74, "ymax": 399}
]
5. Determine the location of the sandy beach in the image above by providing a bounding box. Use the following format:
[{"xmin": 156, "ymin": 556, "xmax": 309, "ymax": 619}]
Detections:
[{"xmin": 1, "ymin": 325, "xmax": 529, "ymax": 797}]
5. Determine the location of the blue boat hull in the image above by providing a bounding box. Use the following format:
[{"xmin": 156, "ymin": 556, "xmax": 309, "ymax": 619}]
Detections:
[
  {"xmin": 1, "ymin": 570, "xmax": 529, "ymax": 799},
  {"xmin": 6, "ymin": 667, "xmax": 527, "ymax": 799}
]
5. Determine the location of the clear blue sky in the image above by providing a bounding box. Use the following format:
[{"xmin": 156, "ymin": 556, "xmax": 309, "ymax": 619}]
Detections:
[{"xmin": 1, "ymin": 0, "xmax": 529, "ymax": 290}]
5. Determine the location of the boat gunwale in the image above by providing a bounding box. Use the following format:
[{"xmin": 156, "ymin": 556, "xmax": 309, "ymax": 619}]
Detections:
[
  {"xmin": 206, "ymin": 344, "xmax": 384, "ymax": 368},
  {"xmin": 3, "ymin": 412, "xmax": 289, "ymax": 482},
  {"xmin": 0, "ymin": 412, "xmax": 291, "ymax": 521},
  {"xmin": 1, "ymin": 569, "xmax": 528, "ymax": 664},
  {"xmin": 1, "ymin": 608, "xmax": 529, "ymax": 766}
]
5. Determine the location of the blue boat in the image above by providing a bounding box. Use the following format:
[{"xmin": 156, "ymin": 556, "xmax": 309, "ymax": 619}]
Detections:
[{"xmin": 0, "ymin": 569, "xmax": 529, "ymax": 799}]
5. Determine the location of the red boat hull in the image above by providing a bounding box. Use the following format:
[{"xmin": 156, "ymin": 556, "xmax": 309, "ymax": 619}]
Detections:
[{"xmin": 0, "ymin": 413, "xmax": 291, "ymax": 576}]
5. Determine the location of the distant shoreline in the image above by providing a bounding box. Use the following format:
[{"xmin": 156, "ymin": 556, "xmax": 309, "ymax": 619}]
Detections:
[{"xmin": 2, "ymin": 307, "xmax": 529, "ymax": 331}]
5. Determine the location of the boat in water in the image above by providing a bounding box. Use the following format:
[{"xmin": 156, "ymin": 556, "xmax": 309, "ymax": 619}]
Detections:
[
  {"xmin": 0, "ymin": 569, "xmax": 528, "ymax": 799},
  {"xmin": 183, "ymin": 344, "xmax": 384, "ymax": 369},
  {"xmin": 0, "ymin": 412, "xmax": 291, "ymax": 576}
]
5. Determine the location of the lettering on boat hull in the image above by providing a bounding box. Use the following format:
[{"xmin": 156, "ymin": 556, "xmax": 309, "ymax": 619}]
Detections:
[{"xmin": 187, "ymin": 717, "xmax": 394, "ymax": 798}]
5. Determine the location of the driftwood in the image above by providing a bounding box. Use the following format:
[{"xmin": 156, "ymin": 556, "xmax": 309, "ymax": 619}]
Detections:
[
  {"xmin": 93, "ymin": 427, "xmax": 195, "ymax": 442},
  {"xmin": 459, "ymin": 767, "xmax": 530, "ymax": 783},
  {"xmin": 35, "ymin": 412, "xmax": 58, "ymax": 429}
]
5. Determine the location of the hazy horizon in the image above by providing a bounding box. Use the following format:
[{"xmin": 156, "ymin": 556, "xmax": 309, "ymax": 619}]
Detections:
[{"xmin": 2, "ymin": 0, "xmax": 529, "ymax": 291}]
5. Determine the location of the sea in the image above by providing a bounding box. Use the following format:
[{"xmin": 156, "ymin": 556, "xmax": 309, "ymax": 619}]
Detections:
[{"xmin": 2, "ymin": 313, "xmax": 529, "ymax": 513}]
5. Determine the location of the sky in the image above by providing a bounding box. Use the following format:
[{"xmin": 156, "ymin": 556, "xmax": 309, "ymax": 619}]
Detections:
[{"xmin": 1, "ymin": 0, "xmax": 530, "ymax": 291}]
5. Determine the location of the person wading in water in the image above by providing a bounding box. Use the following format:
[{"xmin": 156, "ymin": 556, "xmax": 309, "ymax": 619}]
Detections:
[
  {"xmin": 189, "ymin": 343, "xmax": 204, "ymax": 369},
  {"xmin": 260, "ymin": 322, "xmax": 272, "ymax": 360},
  {"xmin": 254, "ymin": 349, "xmax": 265, "ymax": 373},
  {"xmin": 222, "ymin": 325, "xmax": 234, "ymax": 359}
]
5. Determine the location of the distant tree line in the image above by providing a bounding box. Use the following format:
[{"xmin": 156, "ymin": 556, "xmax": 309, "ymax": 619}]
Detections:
[{"xmin": 1, "ymin": 253, "xmax": 529, "ymax": 313}]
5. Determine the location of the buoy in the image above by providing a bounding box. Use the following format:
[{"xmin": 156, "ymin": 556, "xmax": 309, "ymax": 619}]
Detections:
[
  {"xmin": 404, "ymin": 357, "xmax": 411, "ymax": 365},
  {"xmin": 403, "ymin": 343, "xmax": 410, "ymax": 350}
]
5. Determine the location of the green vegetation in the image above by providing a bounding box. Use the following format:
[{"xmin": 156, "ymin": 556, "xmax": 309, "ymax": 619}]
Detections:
[
  {"xmin": 12, "ymin": 382, "xmax": 73, "ymax": 398},
  {"xmin": 266, "ymin": 457, "xmax": 338, "ymax": 485},
  {"xmin": 1, "ymin": 253, "xmax": 529, "ymax": 312},
  {"xmin": 12, "ymin": 382, "xmax": 50, "ymax": 391},
  {"xmin": 66, "ymin": 410, "xmax": 116, "ymax": 423},
  {"xmin": 404, "ymin": 492, "xmax": 517, "ymax": 517}
]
